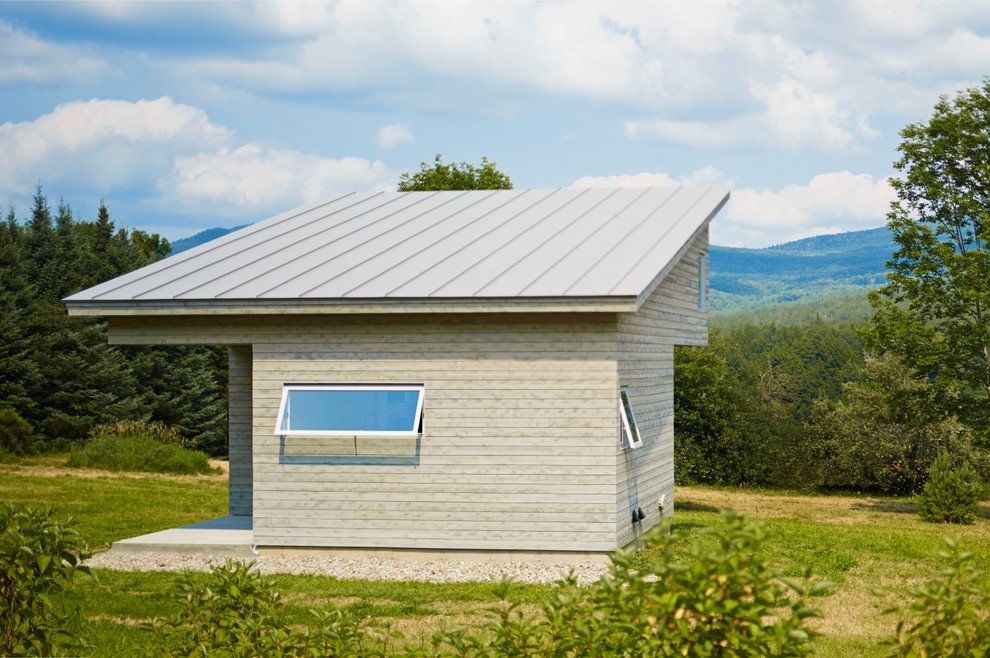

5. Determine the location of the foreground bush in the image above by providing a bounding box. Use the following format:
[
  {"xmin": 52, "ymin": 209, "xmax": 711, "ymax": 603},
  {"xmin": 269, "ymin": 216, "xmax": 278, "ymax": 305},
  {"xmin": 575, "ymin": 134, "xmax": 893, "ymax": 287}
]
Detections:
[
  {"xmin": 147, "ymin": 559, "xmax": 390, "ymax": 657},
  {"xmin": 67, "ymin": 422, "xmax": 217, "ymax": 475},
  {"xmin": 0, "ymin": 407, "xmax": 33, "ymax": 454},
  {"xmin": 149, "ymin": 513, "xmax": 826, "ymax": 657},
  {"xmin": 0, "ymin": 504, "xmax": 91, "ymax": 656},
  {"xmin": 918, "ymin": 450, "xmax": 981, "ymax": 524},
  {"xmin": 889, "ymin": 539, "xmax": 990, "ymax": 656},
  {"xmin": 440, "ymin": 511, "xmax": 827, "ymax": 657}
]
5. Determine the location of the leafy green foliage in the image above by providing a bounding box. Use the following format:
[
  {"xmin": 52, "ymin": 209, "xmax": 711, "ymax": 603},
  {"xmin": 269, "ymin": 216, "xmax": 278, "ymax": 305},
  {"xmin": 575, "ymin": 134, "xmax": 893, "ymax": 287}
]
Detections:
[
  {"xmin": 147, "ymin": 559, "xmax": 402, "ymax": 657},
  {"xmin": 888, "ymin": 539, "xmax": 990, "ymax": 656},
  {"xmin": 0, "ymin": 504, "xmax": 91, "ymax": 656},
  {"xmin": 805, "ymin": 354, "xmax": 981, "ymax": 495},
  {"xmin": 67, "ymin": 422, "xmax": 218, "ymax": 475},
  {"xmin": 0, "ymin": 407, "xmax": 32, "ymax": 454},
  {"xmin": 145, "ymin": 514, "xmax": 825, "ymax": 657},
  {"xmin": 918, "ymin": 451, "xmax": 981, "ymax": 524},
  {"xmin": 674, "ymin": 329, "xmax": 752, "ymax": 485},
  {"xmin": 675, "ymin": 319, "xmax": 865, "ymax": 489},
  {"xmin": 397, "ymin": 153, "xmax": 512, "ymax": 191},
  {"xmin": 867, "ymin": 80, "xmax": 990, "ymax": 440},
  {"xmin": 437, "ymin": 512, "xmax": 826, "ymax": 657}
]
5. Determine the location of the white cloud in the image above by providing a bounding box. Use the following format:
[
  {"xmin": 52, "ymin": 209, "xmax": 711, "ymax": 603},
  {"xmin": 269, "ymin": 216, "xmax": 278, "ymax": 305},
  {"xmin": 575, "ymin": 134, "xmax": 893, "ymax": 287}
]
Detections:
[
  {"xmin": 1, "ymin": 97, "xmax": 393, "ymax": 222},
  {"xmin": 572, "ymin": 167, "xmax": 725, "ymax": 188},
  {"xmin": 160, "ymin": 144, "xmax": 391, "ymax": 215},
  {"xmin": 0, "ymin": 20, "xmax": 106, "ymax": 84},
  {"xmin": 571, "ymin": 169, "xmax": 895, "ymax": 247},
  {"xmin": 625, "ymin": 79, "xmax": 865, "ymax": 151},
  {"xmin": 375, "ymin": 124, "xmax": 414, "ymax": 150},
  {"xmin": 723, "ymin": 172, "xmax": 895, "ymax": 246},
  {"xmin": 0, "ymin": 97, "xmax": 230, "ymax": 194}
]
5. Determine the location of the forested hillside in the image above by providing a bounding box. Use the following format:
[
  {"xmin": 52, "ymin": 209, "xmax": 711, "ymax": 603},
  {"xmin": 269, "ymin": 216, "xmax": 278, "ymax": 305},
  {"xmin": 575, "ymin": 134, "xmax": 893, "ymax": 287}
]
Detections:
[
  {"xmin": 0, "ymin": 187, "xmax": 227, "ymax": 455},
  {"xmin": 710, "ymin": 227, "xmax": 893, "ymax": 311}
]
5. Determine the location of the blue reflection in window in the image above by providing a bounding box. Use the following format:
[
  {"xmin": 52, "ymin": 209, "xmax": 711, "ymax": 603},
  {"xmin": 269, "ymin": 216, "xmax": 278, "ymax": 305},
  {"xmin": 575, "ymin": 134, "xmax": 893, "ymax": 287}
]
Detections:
[{"xmin": 283, "ymin": 388, "xmax": 422, "ymax": 433}]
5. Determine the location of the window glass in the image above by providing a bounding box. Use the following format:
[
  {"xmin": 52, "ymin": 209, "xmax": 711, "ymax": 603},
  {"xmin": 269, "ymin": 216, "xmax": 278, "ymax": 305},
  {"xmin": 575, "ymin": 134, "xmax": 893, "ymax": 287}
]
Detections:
[
  {"xmin": 619, "ymin": 387, "xmax": 643, "ymax": 449},
  {"xmin": 276, "ymin": 385, "xmax": 424, "ymax": 436}
]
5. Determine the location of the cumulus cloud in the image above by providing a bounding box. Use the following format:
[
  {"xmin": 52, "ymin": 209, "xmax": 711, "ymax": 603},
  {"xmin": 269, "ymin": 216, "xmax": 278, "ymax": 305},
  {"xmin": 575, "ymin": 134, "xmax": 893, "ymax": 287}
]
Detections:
[
  {"xmin": 723, "ymin": 172, "xmax": 895, "ymax": 246},
  {"xmin": 625, "ymin": 79, "xmax": 865, "ymax": 151},
  {"xmin": 375, "ymin": 124, "xmax": 414, "ymax": 150},
  {"xmin": 1, "ymin": 96, "xmax": 393, "ymax": 223},
  {"xmin": 161, "ymin": 144, "xmax": 391, "ymax": 215},
  {"xmin": 571, "ymin": 169, "xmax": 895, "ymax": 247},
  {"xmin": 0, "ymin": 20, "xmax": 106, "ymax": 85},
  {"xmin": 0, "ymin": 97, "xmax": 230, "ymax": 194}
]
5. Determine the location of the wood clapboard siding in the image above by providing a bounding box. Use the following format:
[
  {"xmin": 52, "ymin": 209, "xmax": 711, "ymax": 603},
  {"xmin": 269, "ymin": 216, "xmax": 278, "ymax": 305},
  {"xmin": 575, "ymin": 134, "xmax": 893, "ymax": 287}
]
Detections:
[
  {"xmin": 111, "ymin": 313, "xmax": 621, "ymax": 553},
  {"xmin": 228, "ymin": 345, "xmax": 253, "ymax": 516},
  {"xmin": 615, "ymin": 228, "xmax": 708, "ymax": 547}
]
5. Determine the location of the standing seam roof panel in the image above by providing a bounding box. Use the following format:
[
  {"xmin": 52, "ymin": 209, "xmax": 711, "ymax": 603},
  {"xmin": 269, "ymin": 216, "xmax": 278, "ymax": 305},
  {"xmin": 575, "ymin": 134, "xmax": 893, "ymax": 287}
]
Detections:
[
  {"xmin": 139, "ymin": 193, "xmax": 427, "ymax": 300},
  {"xmin": 387, "ymin": 190, "xmax": 583, "ymax": 297},
  {"xmin": 301, "ymin": 190, "xmax": 527, "ymax": 299},
  {"xmin": 63, "ymin": 187, "xmax": 730, "ymax": 305},
  {"xmin": 341, "ymin": 189, "xmax": 560, "ymax": 299},
  {"xmin": 560, "ymin": 187, "xmax": 702, "ymax": 297},
  {"xmin": 170, "ymin": 192, "xmax": 444, "ymax": 299},
  {"xmin": 429, "ymin": 189, "xmax": 631, "ymax": 298}
]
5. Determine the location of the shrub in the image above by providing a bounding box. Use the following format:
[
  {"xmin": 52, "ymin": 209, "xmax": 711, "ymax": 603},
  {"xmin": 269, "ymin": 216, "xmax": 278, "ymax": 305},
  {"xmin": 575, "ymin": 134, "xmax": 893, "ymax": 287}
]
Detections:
[
  {"xmin": 888, "ymin": 539, "xmax": 990, "ymax": 656},
  {"xmin": 0, "ymin": 504, "xmax": 91, "ymax": 656},
  {"xmin": 439, "ymin": 511, "xmax": 829, "ymax": 657},
  {"xmin": 67, "ymin": 422, "xmax": 217, "ymax": 475},
  {"xmin": 918, "ymin": 450, "xmax": 981, "ymax": 524},
  {"xmin": 0, "ymin": 407, "xmax": 32, "ymax": 454},
  {"xmin": 146, "ymin": 559, "xmax": 390, "ymax": 657}
]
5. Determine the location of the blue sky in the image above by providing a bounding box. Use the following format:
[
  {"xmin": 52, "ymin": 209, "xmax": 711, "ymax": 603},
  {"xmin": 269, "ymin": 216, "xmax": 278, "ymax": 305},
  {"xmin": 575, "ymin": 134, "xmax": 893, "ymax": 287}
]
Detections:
[{"xmin": 1, "ymin": 1, "xmax": 988, "ymax": 248}]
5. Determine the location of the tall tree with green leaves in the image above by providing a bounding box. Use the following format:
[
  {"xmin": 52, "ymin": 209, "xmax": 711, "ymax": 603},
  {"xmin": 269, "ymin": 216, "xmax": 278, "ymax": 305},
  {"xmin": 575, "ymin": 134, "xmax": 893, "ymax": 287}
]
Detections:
[
  {"xmin": 397, "ymin": 154, "xmax": 512, "ymax": 191},
  {"xmin": 866, "ymin": 80, "xmax": 990, "ymax": 440}
]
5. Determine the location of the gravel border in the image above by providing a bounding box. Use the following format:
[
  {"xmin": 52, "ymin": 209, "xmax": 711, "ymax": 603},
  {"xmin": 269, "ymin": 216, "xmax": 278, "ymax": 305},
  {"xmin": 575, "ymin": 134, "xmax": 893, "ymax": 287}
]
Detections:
[{"xmin": 85, "ymin": 551, "xmax": 611, "ymax": 585}]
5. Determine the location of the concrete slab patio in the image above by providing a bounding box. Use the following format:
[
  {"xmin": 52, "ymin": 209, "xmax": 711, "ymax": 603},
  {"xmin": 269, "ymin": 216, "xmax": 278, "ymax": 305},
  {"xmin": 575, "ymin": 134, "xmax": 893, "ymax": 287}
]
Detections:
[{"xmin": 111, "ymin": 516, "xmax": 255, "ymax": 557}]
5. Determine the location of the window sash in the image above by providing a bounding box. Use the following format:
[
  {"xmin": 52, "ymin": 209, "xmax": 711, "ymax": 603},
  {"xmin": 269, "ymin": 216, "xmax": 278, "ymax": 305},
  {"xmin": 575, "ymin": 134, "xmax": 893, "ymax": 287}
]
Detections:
[
  {"xmin": 619, "ymin": 387, "xmax": 643, "ymax": 449},
  {"xmin": 275, "ymin": 385, "xmax": 425, "ymax": 437}
]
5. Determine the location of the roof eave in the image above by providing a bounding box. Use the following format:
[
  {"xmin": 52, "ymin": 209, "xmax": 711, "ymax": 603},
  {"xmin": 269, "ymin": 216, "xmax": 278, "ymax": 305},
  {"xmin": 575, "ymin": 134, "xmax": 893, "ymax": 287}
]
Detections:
[{"xmin": 64, "ymin": 296, "xmax": 640, "ymax": 317}]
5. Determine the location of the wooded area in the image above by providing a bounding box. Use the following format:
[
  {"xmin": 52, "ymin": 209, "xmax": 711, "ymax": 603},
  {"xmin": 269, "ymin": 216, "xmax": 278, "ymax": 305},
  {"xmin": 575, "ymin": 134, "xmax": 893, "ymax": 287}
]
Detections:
[{"xmin": 0, "ymin": 188, "xmax": 227, "ymax": 455}]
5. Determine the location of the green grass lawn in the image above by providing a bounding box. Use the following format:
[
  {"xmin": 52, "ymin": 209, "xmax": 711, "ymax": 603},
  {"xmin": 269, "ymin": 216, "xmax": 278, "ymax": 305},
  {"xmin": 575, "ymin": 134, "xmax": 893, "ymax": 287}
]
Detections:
[{"xmin": 4, "ymin": 456, "xmax": 990, "ymax": 656}]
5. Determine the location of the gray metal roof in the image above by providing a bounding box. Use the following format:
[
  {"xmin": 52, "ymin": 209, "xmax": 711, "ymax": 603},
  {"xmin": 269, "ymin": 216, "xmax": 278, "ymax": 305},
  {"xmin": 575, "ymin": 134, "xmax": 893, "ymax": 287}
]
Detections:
[{"xmin": 65, "ymin": 187, "xmax": 728, "ymax": 314}]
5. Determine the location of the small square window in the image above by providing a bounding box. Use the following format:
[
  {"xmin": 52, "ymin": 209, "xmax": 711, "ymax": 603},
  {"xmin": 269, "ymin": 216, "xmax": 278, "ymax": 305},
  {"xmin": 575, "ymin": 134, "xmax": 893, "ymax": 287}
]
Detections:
[
  {"xmin": 275, "ymin": 384, "xmax": 424, "ymax": 437},
  {"xmin": 619, "ymin": 386, "xmax": 643, "ymax": 449}
]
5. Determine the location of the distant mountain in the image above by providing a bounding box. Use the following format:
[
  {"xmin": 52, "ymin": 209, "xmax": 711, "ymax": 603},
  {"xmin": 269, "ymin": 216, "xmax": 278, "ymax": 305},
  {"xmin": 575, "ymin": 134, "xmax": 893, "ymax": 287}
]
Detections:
[
  {"xmin": 169, "ymin": 226, "xmax": 246, "ymax": 255},
  {"xmin": 710, "ymin": 227, "xmax": 894, "ymax": 312},
  {"xmin": 167, "ymin": 223, "xmax": 896, "ymax": 313}
]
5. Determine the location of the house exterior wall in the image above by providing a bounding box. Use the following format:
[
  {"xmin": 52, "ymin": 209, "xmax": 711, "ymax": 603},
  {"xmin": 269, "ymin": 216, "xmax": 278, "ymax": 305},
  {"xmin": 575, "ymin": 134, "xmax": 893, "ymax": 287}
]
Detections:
[
  {"xmin": 228, "ymin": 345, "xmax": 253, "ymax": 516},
  {"xmin": 615, "ymin": 228, "xmax": 709, "ymax": 547},
  {"xmin": 109, "ymin": 313, "xmax": 621, "ymax": 556}
]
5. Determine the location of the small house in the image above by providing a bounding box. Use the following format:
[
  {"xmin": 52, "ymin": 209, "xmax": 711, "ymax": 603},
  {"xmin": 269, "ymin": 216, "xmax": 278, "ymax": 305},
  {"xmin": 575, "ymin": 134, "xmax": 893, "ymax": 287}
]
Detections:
[{"xmin": 66, "ymin": 187, "xmax": 728, "ymax": 561}]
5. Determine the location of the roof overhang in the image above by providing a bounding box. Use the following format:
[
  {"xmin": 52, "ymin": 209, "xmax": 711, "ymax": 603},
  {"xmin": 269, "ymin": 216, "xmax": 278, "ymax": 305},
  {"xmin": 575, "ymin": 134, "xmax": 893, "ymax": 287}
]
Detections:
[{"xmin": 65, "ymin": 295, "xmax": 641, "ymax": 317}]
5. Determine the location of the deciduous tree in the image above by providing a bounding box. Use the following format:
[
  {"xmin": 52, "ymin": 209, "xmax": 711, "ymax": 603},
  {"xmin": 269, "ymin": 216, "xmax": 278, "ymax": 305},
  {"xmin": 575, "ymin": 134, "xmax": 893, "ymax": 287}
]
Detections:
[
  {"xmin": 867, "ymin": 80, "xmax": 990, "ymax": 439},
  {"xmin": 397, "ymin": 154, "xmax": 512, "ymax": 191}
]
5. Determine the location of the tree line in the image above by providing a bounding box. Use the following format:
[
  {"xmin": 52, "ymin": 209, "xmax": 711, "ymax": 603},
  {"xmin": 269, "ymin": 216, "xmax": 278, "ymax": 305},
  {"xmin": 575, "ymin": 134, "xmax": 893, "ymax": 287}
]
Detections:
[
  {"xmin": 675, "ymin": 80, "xmax": 990, "ymax": 494},
  {"xmin": 0, "ymin": 188, "xmax": 227, "ymax": 455}
]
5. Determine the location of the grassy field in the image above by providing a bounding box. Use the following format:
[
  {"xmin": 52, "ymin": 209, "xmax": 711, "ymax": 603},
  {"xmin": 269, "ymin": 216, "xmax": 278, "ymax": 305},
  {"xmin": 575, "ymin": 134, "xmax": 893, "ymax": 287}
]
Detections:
[{"xmin": 3, "ymin": 455, "xmax": 990, "ymax": 656}]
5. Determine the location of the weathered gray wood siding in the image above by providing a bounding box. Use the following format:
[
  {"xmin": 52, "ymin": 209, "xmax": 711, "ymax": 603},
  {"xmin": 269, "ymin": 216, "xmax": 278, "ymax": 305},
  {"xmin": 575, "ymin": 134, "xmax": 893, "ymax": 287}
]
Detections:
[
  {"xmin": 109, "ymin": 313, "xmax": 620, "ymax": 553},
  {"xmin": 615, "ymin": 228, "xmax": 709, "ymax": 546},
  {"xmin": 228, "ymin": 345, "xmax": 253, "ymax": 516}
]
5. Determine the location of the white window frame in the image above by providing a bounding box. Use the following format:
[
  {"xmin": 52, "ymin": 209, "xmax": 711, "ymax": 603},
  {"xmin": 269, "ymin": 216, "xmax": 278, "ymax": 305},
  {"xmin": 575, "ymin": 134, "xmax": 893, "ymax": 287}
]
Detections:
[
  {"xmin": 619, "ymin": 386, "xmax": 643, "ymax": 449},
  {"xmin": 275, "ymin": 384, "xmax": 425, "ymax": 438}
]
